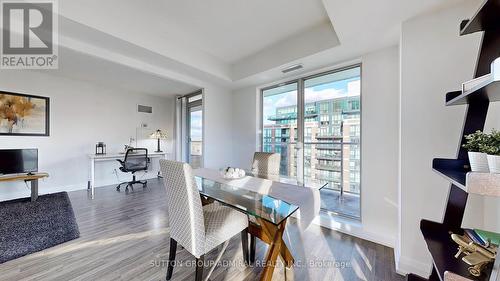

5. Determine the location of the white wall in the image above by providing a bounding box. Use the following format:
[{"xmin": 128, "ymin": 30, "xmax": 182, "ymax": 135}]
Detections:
[
  {"xmin": 202, "ymin": 84, "xmax": 234, "ymax": 169},
  {"xmin": 230, "ymin": 86, "xmax": 260, "ymax": 169},
  {"xmin": 397, "ymin": 0, "xmax": 488, "ymax": 276},
  {"xmin": 230, "ymin": 45, "xmax": 400, "ymax": 247},
  {"xmin": 358, "ymin": 46, "xmax": 399, "ymax": 246},
  {"xmin": 0, "ymin": 71, "xmax": 175, "ymax": 201}
]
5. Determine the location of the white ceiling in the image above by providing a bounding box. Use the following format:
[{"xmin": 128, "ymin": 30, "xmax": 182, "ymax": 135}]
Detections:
[
  {"xmin": 49, "ymin": 47, "xmax": 199, "ymax": 97},
  {"xmin": 60, "ymin": 0, "xmax": 330, "ymax": 64},
  {"xmin": 51, "ymin": 0, "xmax": 465, "ymax": 92},
  {"xmin": 158, "ymin": 0, "xmax": 330, "ymax": 63}
]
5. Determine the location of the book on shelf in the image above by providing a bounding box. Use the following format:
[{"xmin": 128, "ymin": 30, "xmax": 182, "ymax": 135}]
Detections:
[
  {"xmin": 464, "ymin": 228, "xmax": 486, "ymax": 246},
  {"xmin": 474, "ymin": 229, "xmax": 500, "ymax": 246}
]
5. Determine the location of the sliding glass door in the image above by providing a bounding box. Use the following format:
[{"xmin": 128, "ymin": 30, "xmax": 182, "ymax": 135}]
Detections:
[
  {"xmin": 261, "ymin": 65, "xmax": 361, "ymax": 219},
  {"xmin": 187, "ymin": 93, "xmax": 203, "ymax": 168}
]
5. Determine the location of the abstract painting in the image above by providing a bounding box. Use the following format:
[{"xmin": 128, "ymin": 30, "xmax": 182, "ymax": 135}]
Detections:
[{"xmin": 0, "ymin": 91, "xmax": 50, "ymax": 136}]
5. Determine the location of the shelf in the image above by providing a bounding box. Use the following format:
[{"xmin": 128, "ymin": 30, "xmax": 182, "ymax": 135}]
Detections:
[
  {"xmin": 433, "ymin": 158, "xmax": 500, "ymax": 197},
  {"xmin": 446, "ymin": 58, "xmax": 499, "ymax": 106},
  {"xmin": 460, "ymin": 0, "xmax": 500, "ymax": 35},
  {"xmin": 420, "ymin": 220, "xmax": 493, "ymax": 281},
  {"xmin": 432, "ymin": 158, "xmax": 469, "ymax": 189},
  {"xmin": 446, "ymin": 81, "xmax": 500, "ymax": 106}
]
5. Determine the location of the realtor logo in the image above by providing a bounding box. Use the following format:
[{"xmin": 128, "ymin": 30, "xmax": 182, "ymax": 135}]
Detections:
[{"xmin": 1, "ymin": 0, "xmax": 58, "ymax": 69}]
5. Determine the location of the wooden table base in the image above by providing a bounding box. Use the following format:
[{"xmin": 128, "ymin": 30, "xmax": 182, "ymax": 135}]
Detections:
[{"xmin": 249, "ymin": 218, "xmax": 294, "ymax": 281}]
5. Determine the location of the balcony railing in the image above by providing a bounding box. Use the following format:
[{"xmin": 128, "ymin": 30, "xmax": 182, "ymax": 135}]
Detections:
[
  {"xmin": 315, "ymin": 134, "xmax": 343, "ymax": 140},
  {"xmin": 262, "ymin": 142, "xmax": 361, "ymax": 198},
  {"xmin": 315, "ymin": 164, "xmax": 341, "ymax": 172},
  {"xmin": 267, "ymin": 113, "xmax": 297, "ymax": 121},
  {"xmin": 316, "ymin": 155, "xmax": 341, "ymax": 161}
]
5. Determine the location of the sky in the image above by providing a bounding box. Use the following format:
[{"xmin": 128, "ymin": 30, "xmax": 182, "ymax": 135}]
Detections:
[
  {"xmin": 263, "ymin": 77, "xmax": 360, "ymax": 125},
  {"xmin": 190, "ymin": 110, "xmax": 202, "ymax": 141}
]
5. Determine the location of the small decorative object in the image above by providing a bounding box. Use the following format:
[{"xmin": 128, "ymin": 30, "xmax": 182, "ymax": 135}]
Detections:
[
  {"xmin": 481, "ymin": 129, "xmax": 500, "ymax": 174},
  {"xmin": 0, "ymin": 91, "xmax": 50, "ymax": 136},
  {"xmin": 222, "ymin": 167, "xmax": 246, "ymax": 179},
  {"xmin": 463, "ymin": 130, "xmax": 489, "ymax": 172},
  {"xmin": 95, "ymin": 142, "xmax": 106, "ymax": 155},
  {"xmin": 451, "ymin": 233, "xmax": 497, "ymax": 277},
  {"xmin": 149, "ymin": 129, "xmax": 167, "ymax": 153}
]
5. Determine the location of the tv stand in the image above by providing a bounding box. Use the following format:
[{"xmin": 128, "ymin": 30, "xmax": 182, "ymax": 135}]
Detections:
[{"xmin": 0, "ymin": 172, "xmax": 49, "ymax": 202}]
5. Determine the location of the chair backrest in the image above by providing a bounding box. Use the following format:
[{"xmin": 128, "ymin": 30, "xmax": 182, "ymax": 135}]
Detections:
[
  {"xmin": 123, "ymin": 148, "xmax": 148, "ymax": 171},
  {"xmin": 251, "ymin": 152, "xmax": 281, "ymax": 176},
  {"xmin": 159, "ymin": 159, "xmax": 205, "ymax": 258}
]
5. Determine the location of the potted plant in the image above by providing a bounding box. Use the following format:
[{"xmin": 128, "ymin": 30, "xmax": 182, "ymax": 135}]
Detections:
[
  {"xmin": 463, "ymin": 130, "xmax": 489, "ymax": 172},
  {"xmin": 481, "ymin": 129, "xmax": 500, "ymax": 174}
]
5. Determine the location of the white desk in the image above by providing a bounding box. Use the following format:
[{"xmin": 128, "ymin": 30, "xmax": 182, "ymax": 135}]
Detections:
[{"xmin": 88, "ymin": 152, "xmax": 167, "ymax": 199}]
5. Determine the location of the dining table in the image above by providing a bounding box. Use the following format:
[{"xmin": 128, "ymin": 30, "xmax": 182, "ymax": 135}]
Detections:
[{"xmin": 193, "ymin": 168, "xmax": 327, "ymax": 281}]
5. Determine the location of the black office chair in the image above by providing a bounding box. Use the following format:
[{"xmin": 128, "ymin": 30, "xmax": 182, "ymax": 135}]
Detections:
[{"xmin": 116, "ymin": 148, "xmax": 149, "ymax": 191}]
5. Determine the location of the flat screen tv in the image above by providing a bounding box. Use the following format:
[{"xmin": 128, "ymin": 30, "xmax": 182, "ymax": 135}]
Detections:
[{"xmin": 0, "ymin": 149, "xmax": 38, "ymax": 175}]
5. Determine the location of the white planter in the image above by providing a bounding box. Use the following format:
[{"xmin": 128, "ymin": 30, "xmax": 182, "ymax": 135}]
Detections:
[
  {"xmin": 468, "ymin": 152, "xmax": 489, "ymax": 172},
  {"xmin": 487, "ymin": 154, "xmax": 500, "ymax": 173}
]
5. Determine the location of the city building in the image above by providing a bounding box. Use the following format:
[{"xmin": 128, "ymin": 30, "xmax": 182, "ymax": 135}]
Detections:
[{"xmin": 263, "ymin": 95, "xmax": 361, "ymax": 198}]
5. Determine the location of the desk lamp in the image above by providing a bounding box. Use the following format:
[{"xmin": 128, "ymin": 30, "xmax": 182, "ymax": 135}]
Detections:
[{"xmin": 149, "ymin": 129, "xmax": 167, "ymax": 152}]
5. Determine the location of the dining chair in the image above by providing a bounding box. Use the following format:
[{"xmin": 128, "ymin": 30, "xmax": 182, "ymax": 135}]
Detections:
[
  {"xmin": 249, "ymin": 152, "xmax": 281, "ymax": 263},
  {"xmin": 251, "ymin": 152, "xmax": 281, "ymax": 177},
  {"xmin": 160, "ymin": 159, "xmax": 249, "ymax": 281}
]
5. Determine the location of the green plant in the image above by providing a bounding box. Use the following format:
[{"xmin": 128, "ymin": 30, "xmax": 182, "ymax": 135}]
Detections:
[
  {"xmin": 480, "ymin": 129, "xmax": 500, "ymax": 156},
  {"xmin": 463, "ymin": 130, "xmax": 488, "ymax": 152}
]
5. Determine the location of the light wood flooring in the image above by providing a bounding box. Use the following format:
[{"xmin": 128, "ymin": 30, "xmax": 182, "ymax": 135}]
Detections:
[{"xmin": 0, "ymin": 179, "xmax": 404, "ymax": 281}]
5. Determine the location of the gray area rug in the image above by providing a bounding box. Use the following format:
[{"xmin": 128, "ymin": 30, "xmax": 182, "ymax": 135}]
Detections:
[{"xmin": 0, "ymin": 192, "xmax": 80, "ymax": 263}]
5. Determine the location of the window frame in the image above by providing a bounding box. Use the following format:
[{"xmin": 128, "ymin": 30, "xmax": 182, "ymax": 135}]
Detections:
[{"xmin": 259, "ymin": 63, "xmax": 362, "ymax": 220}]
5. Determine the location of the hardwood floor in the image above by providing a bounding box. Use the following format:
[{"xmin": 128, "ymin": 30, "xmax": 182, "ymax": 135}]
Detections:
[{"xmin": 0, "ymin": 179, "xmax": 404, "ymax": 281}]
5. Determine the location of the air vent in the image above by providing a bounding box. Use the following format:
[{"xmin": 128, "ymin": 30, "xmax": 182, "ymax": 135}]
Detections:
[
  {"xmin": 138, "ymin": 105, "xmax": 152, "ymax": 113},
  {"xmin": 281, "ymin": 64, "xmax": 303, "ymax": 74}
]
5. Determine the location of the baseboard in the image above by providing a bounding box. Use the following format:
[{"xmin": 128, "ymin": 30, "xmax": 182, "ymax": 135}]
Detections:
[
  {"xmin": 396, "ymin": 254, "xmax": 432, "ymax": 278},
  {"xmin": 0, "ymin": 175, "xmax": 160, "ymax": 202},
  {"xmin": 314, "ymin": 213, "xmax": 396, "ymax": 248},
  {"xmin": 0, "ymin": 183, "xmax": 85, "ymax": 201}
]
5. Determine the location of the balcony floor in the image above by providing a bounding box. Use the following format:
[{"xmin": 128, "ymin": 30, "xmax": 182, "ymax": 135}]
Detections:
[{"xmin": 320, "ymin": 188, "xmax": 360, "ymax": 218}]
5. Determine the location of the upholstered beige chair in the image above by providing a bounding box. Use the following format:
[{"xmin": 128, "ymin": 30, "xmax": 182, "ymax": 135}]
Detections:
[
  {"xmin": 251, "ymin": 152, "xmax": 281, "ymax": 177},
  {"xmin": 160, "ymin": 160, "xmax": 249, "ymax": 281},
  {"xmin": 248, "ymin": 152, "xmax": 281, "ymax": 262}
]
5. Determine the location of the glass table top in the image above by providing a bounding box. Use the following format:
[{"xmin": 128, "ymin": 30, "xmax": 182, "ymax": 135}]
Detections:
[
  {"xmin": 194, "ymin": 173, "xmax": 327, "ymax": 226},
  {"xmin": 244, "ymin": 171, "xmax": 328, "ymax": 190}
]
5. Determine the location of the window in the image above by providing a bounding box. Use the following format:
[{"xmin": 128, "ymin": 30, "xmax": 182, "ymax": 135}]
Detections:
[
  {"xmin": 262, "ymin": 83, "xmax": 298, "ymax": 177},
  {"xmin": 261, "ymin": 65, "xmax": 361, "ymax": 219},
  {"xmin": 350, "ymin": 125, "xmax": 360, "ymax": 136}
]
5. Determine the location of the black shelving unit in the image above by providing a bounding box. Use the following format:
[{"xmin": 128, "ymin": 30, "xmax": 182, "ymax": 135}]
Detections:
[{"xmin": 407, "ymin": 1, "xmax": 500, "ymax": 281}]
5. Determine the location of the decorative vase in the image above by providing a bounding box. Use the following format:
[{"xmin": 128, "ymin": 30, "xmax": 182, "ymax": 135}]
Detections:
[
  {"xmin": 468, "ymin": 152, "xmax": 489, "ymax": 172},
  {"xmin": 487, "ymin": 154, "xmax": 500, "ymax": 173}
]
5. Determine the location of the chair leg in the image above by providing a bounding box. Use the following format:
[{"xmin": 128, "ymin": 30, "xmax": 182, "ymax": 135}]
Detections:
[
  {"xmin": 166, "ymin": 238, "xmax": 177, "ymax": 280},
  {"xmin": 195, "ymin": 255, "xmax": 204, "ymax": 281},
  {"xmin": 249, "ymin": 234, "xmax": 256, "ymax": 263},
  {"xmin": 241, "ymin": 228, "xmax": 249, "ymax": 264}
]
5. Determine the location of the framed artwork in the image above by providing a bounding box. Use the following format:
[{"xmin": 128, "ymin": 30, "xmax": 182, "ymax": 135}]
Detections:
[{"xmin": 0, "ymin": 91, "xmax": 50, "ymax": 136}]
